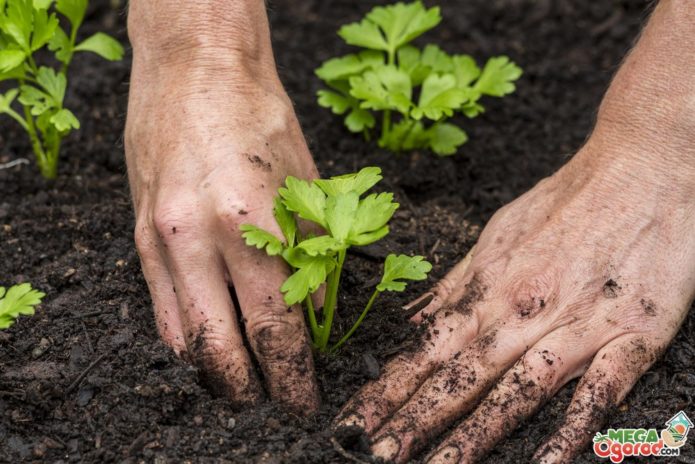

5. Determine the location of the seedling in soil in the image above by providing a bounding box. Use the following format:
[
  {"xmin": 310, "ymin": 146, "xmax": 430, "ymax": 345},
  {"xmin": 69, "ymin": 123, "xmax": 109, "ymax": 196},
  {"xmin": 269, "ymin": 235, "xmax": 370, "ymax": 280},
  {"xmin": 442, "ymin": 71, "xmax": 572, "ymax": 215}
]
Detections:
[
  {"xmin": 315, "ymin": 1, "xmax": 522, "ymax": 156},
  {"xmin": 0, "ymin": 283, "xmax": 45, "ymax": 329},
  {"xmin": 0, "ymin": 0, "xmax": 124, "ymax": 179},
  {"xmin": 241, "ymin": 167, "xmax": 432, "ymax": 353}
]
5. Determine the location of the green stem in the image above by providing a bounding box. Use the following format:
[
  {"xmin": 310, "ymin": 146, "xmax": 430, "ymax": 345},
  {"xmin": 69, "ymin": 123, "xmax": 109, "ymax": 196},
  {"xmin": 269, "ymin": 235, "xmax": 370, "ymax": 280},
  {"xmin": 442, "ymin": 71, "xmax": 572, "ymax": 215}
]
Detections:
[
  {"xmin": 3, "ymin": 108, "xmax": 29, "ymax": 131},
  {"xmin": 329, "ymin": 289, "xmax": 381, "ymax": 353},
  {"xmin": 380, "ymin": 49, "xmax": 397, "ymax": 144},
  {"xmin": 21, "ymin": 102, "xmax": 49, "ymax": 176},
  {"xmin": 305, "ymin": 294, "xmax": 319, "ymax": 342},
  {"xmin": 317, "ymin": 250, "xmax": 346, "ymax": 351}
]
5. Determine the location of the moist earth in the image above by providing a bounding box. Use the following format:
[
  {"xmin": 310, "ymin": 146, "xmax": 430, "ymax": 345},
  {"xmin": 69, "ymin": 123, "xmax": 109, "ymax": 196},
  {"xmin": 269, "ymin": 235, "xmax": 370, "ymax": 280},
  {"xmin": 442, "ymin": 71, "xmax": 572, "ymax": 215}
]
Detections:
[{"xmin": 1, "ymin": 1, "xmax": 694, "ymax": 463}]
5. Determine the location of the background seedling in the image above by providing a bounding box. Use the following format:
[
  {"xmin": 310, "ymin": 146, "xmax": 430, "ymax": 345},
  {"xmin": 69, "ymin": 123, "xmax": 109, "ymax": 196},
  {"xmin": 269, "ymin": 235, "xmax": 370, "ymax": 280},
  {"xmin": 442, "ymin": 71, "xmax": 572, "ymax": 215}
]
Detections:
[
  {"xmin": 316, "ymin": 0, "xmax": 522, "ymax": 156},
  {"xmin": 241, "ymin": 167, "xmax": 432, "ymax": 353},
  {"xmin": 0, "ymin": 0, "xmax": 124, "ymax": 178},
  {"xmin": 0, "ymin": 282, "xmax": 45, "ymax": 329}
]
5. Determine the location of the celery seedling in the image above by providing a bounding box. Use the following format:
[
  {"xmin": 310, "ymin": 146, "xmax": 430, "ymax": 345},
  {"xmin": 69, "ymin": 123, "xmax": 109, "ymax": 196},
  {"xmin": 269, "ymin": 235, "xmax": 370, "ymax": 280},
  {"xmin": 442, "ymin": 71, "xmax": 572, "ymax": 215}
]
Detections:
[
  {"xmin": 316, "ymin": 1, "xmax": 522, "ymax": 156},
  {"xmin": 0, "ymin": 0, "xmax": 124, "ymax": 178},
  {"xmin": 241, "ymin": 167, "xmax": 432, "ymax": 353},
  {"xmin": 0, "ymin": 282, "xmax": 45, "ymax": 329}
]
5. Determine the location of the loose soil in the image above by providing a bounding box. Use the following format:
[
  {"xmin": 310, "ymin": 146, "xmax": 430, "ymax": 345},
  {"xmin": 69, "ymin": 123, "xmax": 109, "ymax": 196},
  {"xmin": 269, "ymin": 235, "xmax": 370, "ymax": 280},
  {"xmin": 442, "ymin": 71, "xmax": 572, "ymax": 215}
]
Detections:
[{"xmin": 1, "ymin": 1, "xmax": 693, "ymax": 463}]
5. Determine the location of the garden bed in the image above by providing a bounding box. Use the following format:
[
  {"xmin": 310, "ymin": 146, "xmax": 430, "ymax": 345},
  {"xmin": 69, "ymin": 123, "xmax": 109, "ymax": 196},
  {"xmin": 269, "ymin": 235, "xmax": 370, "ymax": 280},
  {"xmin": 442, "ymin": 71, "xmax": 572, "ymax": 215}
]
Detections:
[{"xmin": 1, "ymin": 0, "xmax": 693, "ymax": 462}]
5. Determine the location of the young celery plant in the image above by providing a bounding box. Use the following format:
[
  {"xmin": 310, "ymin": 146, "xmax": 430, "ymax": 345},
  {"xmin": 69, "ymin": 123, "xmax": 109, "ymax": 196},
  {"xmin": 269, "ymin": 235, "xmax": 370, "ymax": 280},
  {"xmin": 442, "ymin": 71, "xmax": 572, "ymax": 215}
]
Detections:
[{"xmin": 240, "ymin": 167, "xmax": 432, "ymax": 353}]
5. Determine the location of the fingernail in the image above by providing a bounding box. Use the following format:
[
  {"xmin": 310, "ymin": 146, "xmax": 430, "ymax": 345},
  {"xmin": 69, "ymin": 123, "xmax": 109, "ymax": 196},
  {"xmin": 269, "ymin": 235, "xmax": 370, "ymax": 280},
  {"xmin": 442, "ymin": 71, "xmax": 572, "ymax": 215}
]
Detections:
[
  {"xmin": 403, "ymin": 292, "xmax": 434, "ymax": 314},
  {"xmin": 371, "ymin": 434, "xmax": 401, "ymax": 461},
  {"xmin": 427, "ymin": 446, "xmax": 461, "ymax": 464},
  {"xmin": 337, "ymin": 414, "xmax": 366, "ymax": 430}
]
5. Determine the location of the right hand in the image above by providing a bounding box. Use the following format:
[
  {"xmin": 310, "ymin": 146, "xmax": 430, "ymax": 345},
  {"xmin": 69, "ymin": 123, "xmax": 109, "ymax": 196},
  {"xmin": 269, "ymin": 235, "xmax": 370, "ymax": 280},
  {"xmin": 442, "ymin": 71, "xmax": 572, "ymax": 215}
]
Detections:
[{"xmin": 124, "ymin": 0, "xmax": 320, "ymax": 413}]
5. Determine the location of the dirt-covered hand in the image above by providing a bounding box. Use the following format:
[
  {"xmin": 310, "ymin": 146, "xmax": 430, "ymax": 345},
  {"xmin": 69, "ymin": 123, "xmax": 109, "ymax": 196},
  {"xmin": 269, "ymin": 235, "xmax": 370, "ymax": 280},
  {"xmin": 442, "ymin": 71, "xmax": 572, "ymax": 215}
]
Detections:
[
  {"xmin": 335, "ymin": 1, "xmax": 695, "ymax": 460},
  {"xmin": 124, "ymin": 0, "xmax": 320, "ymax": 413}
]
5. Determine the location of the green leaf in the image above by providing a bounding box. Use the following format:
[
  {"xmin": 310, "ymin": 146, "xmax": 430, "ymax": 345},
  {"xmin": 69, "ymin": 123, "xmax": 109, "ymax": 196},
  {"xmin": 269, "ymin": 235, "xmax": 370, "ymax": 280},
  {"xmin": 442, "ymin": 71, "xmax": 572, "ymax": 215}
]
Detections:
[
  {"xmin": 281, "ymin": 256, "xmax": 336, "ymax": 305},
  {"xmin": 19, "ymin": 84, "xmax": 54, "ymax": 115},
  {"xmin": 49, "ymin": 107, "xmax": 79, "ymax": 131},
  {"xmin": 346, "ymin": 1, "xmax": 441, "ymax": 54},
  {"xmin": 30, "ymin": 7, "xmax": 58, "ymax": 51},
  {"xmin": 239, "ymin": 224, "xmax": 284, "ymax": 256},
  {"xmin": 36, "ymin": 66, "xmax": 66, "ymax": 103},
  {"xmin": 345, "ymin": 107, "xmax": 375, "ymax": 132},
  {"xmin": 317, "ymin": 88, "xmax": 376, "ymax": 133},
  {"xmin": 474, "ymin": 56, "xmax": 522, "ymax": 97},
  {"xmin": 48, "ymin": 26, "xmax": 71, "ymax": 63},
  {"xmin": 349, "ymin": 65, "xmax": 412, "ymax": 114},
  {"xmin": 349, "ymin": 225, "xmax": 390, "ymax": 246},
  {"xmin": 317, "ymin": 89, "xmax": 352, "ymax": 115},
  {"xmin": 273, "ymin": 197, "xmax": 297, "ymax": 246},
  {"xmin": 427, "ymin": 122, "xmax": 468, "ymax": 156},
  {"xmin": 397, "ymin": 45, "xmax": 429, "ymax": 85},
  {"xmin": 279, "ymin": 176, "xmax": 327, "ymax": 228},
  {"xmin": 296, "ymin": 235, "xmax": 344, "ymax": 256},
  {"xmin": 33, "ymin": 0, "xmax": 54, "ymax": 9},
  {"xmin": 1, "ymin": 0, "xmax": 33, "ymax": 50},
  {"xmin": 452, "ymin": 55, "xmax": 481, "ymax": 88},
  {"xmin": 314, "ymin": 166, "xmax": 383, "ymax": 196},
  {"xmin": 0, "ymin": 88, "xmax": 19, "ymax": 112},
  {"xmin": 0, "ymin": 49, "xmax": 26, "ymax": 72},
  {"xmin": 55, "ymin": 0, "xmax": 87, "ymax": 29},
  {"xmin": 411, "ymin": 73, "xmax": 467, "ymax": 120},
  {"xmin": 0, "ymin": 283, "xmax": 45, "ymax": 329},
  {"xmin": 316, "ymin": 50, "xmax": 383, "ymax": 82},
  {"xmin": 325, "ymin": 192, "xmax": 359, "ymax": 242},
  {"xmin": 74, "ymin": 32, "xmax": 124, "ymax": 61},
  {"xmin": 377, "ymin": 254, "xmax": 431, "ymax": 292},
  {"xmin": 420, "ymin": 44, "xmax": 453, "ymax": 73},
  {"xmin": 350, "ymin": 192, "xmax": 398, "ymax": 238},
  {"xmin": 379, "ymin": 118, "xmax": 429, "ymax": 152}
]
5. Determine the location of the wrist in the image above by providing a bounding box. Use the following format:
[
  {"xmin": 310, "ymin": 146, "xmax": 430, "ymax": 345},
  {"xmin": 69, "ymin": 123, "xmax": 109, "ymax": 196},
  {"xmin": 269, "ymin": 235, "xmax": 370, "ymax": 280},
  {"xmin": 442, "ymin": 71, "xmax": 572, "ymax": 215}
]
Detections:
[{"xmin": 127, "ymin": 0, "xmax": 276, "ymax": 75}]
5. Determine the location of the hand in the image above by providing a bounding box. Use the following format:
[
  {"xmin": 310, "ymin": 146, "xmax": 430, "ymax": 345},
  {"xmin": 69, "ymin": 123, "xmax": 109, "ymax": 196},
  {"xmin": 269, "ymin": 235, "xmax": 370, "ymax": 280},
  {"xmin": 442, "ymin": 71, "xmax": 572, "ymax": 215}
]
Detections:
[
  {"xmin": 125, "ymin": 1, "xmax": 319, "ymax": 413},
  {"xmin": 335, "ymin": 1, "xmax": 695, "ymax": 459}
]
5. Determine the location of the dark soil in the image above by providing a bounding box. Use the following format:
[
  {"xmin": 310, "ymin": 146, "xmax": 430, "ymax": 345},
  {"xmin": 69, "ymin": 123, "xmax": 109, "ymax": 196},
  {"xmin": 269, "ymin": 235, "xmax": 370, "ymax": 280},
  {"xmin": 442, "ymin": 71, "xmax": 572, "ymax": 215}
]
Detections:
[{"xmin": 1, "ymin": 1, "xmax": 694, "ymax": 463}]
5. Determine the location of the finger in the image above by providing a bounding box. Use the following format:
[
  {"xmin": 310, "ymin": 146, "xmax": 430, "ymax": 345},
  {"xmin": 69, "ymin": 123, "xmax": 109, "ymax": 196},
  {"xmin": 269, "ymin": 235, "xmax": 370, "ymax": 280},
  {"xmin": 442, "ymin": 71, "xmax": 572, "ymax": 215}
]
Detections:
[
  {"xmin": 154, "ymin": 215, "xmax": 263, "ymax": 408},
  {"xmin": 533, "ymin": 335, "xmax": 663, "ymax": 464},
  {"xmin": 335, "ymin": 304, "xmax": 481, "ymax": 435},
  {"xmin": 426, "ymin": 337, "xmax": 587, "ymax": 464},
  {"xmin": 370, "ymin": 326, "xmax": 527, "ymax": 464},
  {"xmin": 134, "ymin": 223, "xmax": 187, "ymax": 355},
  {"xmin": 224, "ymin": 215, "xmax": 320, "ymax": 415},
  {"xmin": 405, "ymin": 246, "xmax": 477, "ymax": 323}
]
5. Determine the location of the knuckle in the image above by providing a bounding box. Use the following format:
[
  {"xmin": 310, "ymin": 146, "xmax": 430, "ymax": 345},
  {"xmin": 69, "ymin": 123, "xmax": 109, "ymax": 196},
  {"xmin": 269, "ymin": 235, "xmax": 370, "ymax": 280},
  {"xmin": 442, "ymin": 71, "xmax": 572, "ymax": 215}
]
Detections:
[
  {"xmin": 215, "ymin": 203, "xmax": 249, "ymax": 231},
  {"xmin": 505, "ymin": 270, "xmax": 559, "ymax": 319},
  {"xmin": 152, "ymin": 197, "xmax": 198, "ymax": 240},
  {"xmin": 246, "ymin": 307, "xmax": 306, "ymax": 360},
  {"xmin": 133, "ymin": 223, "xmax": 158, "ymax": 259},
  {"xmin": 189, "ymin": 333, "xmax": 233, "ymax": 372}
]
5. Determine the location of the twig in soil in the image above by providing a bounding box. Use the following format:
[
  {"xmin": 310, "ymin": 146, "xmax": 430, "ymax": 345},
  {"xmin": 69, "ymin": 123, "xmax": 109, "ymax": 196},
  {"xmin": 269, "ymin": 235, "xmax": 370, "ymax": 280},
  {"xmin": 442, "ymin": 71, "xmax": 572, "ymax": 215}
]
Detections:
[
  {"xmin": 66, "ymin": 352, "xmax": 108, "ymax": 393},
  {"xmin": 68, "ymin": 310, "xmax": 106, "ymax": 319},
  {"xmin": 79, "ymin": 320, "xmax": 94, "ymax": 353},
  {"xmin": 0, "ymin": 158, "xmax": 29, "ymax": 170},
  {"xmin": 330, "ymin": 436, "xmax": 372, "ymax": 464}
]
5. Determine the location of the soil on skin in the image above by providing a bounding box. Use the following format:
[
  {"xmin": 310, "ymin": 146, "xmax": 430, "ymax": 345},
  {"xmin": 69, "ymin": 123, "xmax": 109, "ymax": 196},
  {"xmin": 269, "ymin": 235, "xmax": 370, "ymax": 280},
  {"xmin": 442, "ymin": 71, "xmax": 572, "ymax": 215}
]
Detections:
[{"xmin": 1, "ymin": 1, "xmax": 694, "ymax": 463}]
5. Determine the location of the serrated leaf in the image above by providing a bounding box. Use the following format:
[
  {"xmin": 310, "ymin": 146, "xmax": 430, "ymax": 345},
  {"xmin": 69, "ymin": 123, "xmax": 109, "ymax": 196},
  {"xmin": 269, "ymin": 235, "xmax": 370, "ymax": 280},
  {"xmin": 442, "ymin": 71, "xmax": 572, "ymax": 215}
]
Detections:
[
  {"xmin": 325, "ymin": 192, "xmax": 359, "ymax": 242},
  {"xmin": 36, "ymin": 66, "xmax": 65, "ymax": 102},
  {"xmin": 314, "ymin": 166, "xmax": 382, "ymax": 196},
  {"xmin": 349, "ymin": 225, "xmax": 390, "ymax": 246},
  {"xmin": 420, "ymin": 44, "xmax": 453, "ymax": 73},
  {"xmin": 55, "ymin": 0, "xmax": 87, "ymax": 29},
  {"xmin": 49, "ymin": 107, "xmax": 79, "ymax": 131},
  {"xmin": 338, "ymin": 18, "xmax": 388, "ymax": 52},
  {"xmin": 273, "ymin": 197, "xmax": 296, "ymax": 246},
  {"xmin": 345, "ymin": 107, "xmax": 375, "ymax": 132},
  {"xmin": 0, "ymin": 49, "xmax": 26, "ymax": 72},
  {"xmin": 364, "ymin": 1, "xmax": 441, "ymax": 53},
  {"xmin": 240, "ymin": 224, "xmax": 284, "ymax": 256},
  {"xmin": 317, "ymin": 87, "xmax": 376, "ymax": 133},
  {"xmin": 279, "ymin": 176, "xmax": 327, "ymax": 228},
  {"xmin": 0, "ymin": 283, "xmax": 45, "ymax": 329},
  {"xmin": 377, "ymin": 254, "xmax": 431, "ymax": 292},
  {"xmin": 427, "ymin": 122, "xmax": 468, "ymax": 156},
  {"xmin": 281, "ymin": 256, "xmax": 336, "ymax": 305},
  {"xmin": 317, "ymin": 89, "xmax": 352, "ymax": 115},
  {"xmin": 350, "ymin": 192, "xmax": 398, "ymax": 239},
  {"xmin": 350, "ymin": 65, "xmax": 412, "ymax": 114},
  {"xmin": 411, "ymin": 73, "xmax": 467, "ymax": 120},
  {"xmin": 474, "ymin": 56, "xmax": 522, "ymax": 97},
  {"xmin": 397, "ymin": 45, "xmax": 428, "ymax": 85},
  {"xmin": 296, "ymin": 235, "xmax": 344, "ymax": 256},
  {"xmin": 452, "ymin": 55, "xmax": 481, "ymax": 88},
  {"xmin": 316, "ymin": 50, "xmax": 383, "ymax": 82},
  {"xmin": 19, "ymin": 84, "xmax": 53, "ymax": 115},
  {"xmin": 30, "ymin": 7, "xmax": 58, "ymax": 51},
  {"xmin": 48, "ymin": 26, "xmax": 71, "ymax": 63},
  {"xmin": 74, "ymin": 32, "xmax": 124, "ymax": 60},
  {"xmin": 1, "ymin": 0, "xmax": 33, "ymax": 50}
]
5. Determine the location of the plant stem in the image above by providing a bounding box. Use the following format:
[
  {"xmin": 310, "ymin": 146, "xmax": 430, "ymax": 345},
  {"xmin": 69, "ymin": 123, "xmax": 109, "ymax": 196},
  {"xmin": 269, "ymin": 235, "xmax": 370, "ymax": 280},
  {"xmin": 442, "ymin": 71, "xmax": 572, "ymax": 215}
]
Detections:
[
  {"xmin": 317, "ymin": 250, "xmax": 346, "ymax": 351},
  {"xmin": 380, "ymin": 48, "xmax": 397, "ymax": 144},
  {"xmin": 329, "ymin": 289, "xmax": 381, "ymax": 353},
  {"xmin": 305, "ymin": 294, "xmax": 320, "ymax": 342},
  {"xmin": 21, "ymin": 103, "xmax": 50, "ymax": 177},
  {"xmin": 4, "ymin": 108, "xmax": 29, "ymax": 131}
]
